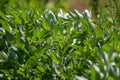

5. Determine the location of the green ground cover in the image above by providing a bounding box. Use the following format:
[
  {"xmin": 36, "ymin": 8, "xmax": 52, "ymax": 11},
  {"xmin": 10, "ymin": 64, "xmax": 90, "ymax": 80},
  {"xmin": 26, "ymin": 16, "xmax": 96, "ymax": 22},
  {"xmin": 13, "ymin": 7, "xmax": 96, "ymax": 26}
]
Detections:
[{"xmin": 0, "ymin": 0, "xmax": 120, "ymax": 80}]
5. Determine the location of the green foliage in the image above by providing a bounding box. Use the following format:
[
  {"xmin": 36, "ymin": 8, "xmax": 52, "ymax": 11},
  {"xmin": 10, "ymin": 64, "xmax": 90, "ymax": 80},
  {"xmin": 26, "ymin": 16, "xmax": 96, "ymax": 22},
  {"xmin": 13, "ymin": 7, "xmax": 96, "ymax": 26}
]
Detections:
[
  {"xmin": 104, "ymin": 0, "xmax": 120, "ymax": 26},
  {"xmin": 0, "ymin": 0, "xmax": 120, "ymax": 80}
]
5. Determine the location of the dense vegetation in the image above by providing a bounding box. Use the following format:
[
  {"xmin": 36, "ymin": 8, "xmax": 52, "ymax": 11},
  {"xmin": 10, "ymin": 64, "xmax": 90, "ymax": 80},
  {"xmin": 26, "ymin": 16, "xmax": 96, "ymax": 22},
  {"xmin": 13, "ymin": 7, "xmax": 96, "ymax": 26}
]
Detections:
[{"xmin": 0, "ymin": 0, "xmax": 120, "ymax": 80}]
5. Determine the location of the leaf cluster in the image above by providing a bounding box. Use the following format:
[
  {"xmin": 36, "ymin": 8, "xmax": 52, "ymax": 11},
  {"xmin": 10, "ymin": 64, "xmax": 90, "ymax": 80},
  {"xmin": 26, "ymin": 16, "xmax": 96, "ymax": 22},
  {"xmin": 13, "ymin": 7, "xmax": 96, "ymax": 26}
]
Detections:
[{"xmin": 0, "ymin": 1, "xmax": 120, "ymax": 80}]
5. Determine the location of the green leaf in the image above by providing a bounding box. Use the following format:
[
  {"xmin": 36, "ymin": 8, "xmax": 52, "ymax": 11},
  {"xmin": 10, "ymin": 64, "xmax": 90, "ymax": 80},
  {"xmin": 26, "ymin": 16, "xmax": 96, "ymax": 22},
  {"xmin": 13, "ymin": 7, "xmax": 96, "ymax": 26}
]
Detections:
[
  {"xmin": 0, "ymin": 51, "xmax": 8, "ymax": 60},
  {"xmin": 42, "ymin": 18, "xmax": 51, "ymax": 30},
  {"xmin": 0, "ymin": 20, "xmax": 11, "ymax": 32},
  {"xmin": 8, "ymin": 48, "xmax": 18, "ymax": 60},
  {"xmin": 33, "ymin": 27, "xmax": 41, "ymax": 39},
  {"xmin": 50, "ymin": 51, "xmax": 61, "ymax": 64},
  {"xmin": 0, "ymin": 28, "xmax": 5, "ymax": 36},
  {"xmin": 95, "ymin": 27, "xmax": 103, "ymax": 37},
  {"xmin": 37, "ymin": 65, "xmax": 45, "ymax": 73},
  {"xmin": 91, "ymin": 66, "xmax": 97, "ymax": 80}
]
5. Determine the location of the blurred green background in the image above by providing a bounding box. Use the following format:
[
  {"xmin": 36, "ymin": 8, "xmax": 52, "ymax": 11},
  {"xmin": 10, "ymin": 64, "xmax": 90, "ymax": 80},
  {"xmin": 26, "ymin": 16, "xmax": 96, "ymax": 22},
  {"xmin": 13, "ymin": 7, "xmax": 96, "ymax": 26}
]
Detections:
[
  {"xmin": 1, "ymin": 0, "xmax": 119, "ymax": 19},
  {"xmin": 5, "ymin": 0, "xmax": 70, "ymax": 12},
  {"xmin": 0, "ymin": 0, "xmax": 106, "ymax": 13}
]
